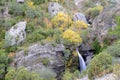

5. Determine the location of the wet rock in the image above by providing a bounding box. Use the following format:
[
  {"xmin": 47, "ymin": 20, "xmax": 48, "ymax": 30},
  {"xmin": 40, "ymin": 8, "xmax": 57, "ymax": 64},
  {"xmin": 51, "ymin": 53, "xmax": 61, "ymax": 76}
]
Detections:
[
  {"xmin": 14, "ymin": 43, "xmax": 65, "ymax": 79},
  {"xmin": 5, "ymin": 21, "xmax": 27, "ymax": 46},
  {"xmin": 48, "ymin": 2, "xmax": 66, "ymax": 17}
]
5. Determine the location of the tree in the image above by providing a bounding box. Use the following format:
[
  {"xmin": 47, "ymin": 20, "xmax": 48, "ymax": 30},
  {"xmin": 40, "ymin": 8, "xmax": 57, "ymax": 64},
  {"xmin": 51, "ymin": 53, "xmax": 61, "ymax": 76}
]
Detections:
[
  {"xmin": 51, "ymin": 12, "xmax": 72, "ymax": 31},
  {"xmin": 62, "ymin": 29, "xmax": 82, "ymax": 46}
]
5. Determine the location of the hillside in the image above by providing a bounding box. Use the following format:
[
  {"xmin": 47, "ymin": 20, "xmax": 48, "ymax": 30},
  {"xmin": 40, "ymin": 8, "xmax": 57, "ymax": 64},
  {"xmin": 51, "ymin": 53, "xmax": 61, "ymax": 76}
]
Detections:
[{"xmin": 0, "ymin": 0, "xmax": 120, "ymax": 80}]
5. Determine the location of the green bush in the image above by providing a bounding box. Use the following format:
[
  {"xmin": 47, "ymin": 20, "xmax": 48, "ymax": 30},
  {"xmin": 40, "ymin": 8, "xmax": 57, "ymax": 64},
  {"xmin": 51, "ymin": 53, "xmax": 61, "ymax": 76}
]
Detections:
[
  {"xmin": 8, "ymin": 0, "xmax": 26, "ymax": 16},
  {"xmin": 0, "ymin": 50, "xmax": 10, "ymax": 80},
  {"xmin": 5, "ymin": 67, "xmax": 42, "ymax": 80},
  {"xmin": 92, "ymin": 40, "xmax": 103, "ymax": 54},
  {"xmin": 62, "ymin": 70, "xmax": 81, "ymax": 80},
  {"xmin": 105, "ymin": 40, "xmax": 120, "ymax": 57},
  {"xmin": 62, "ymin": 70, "xmax": 73, "ymax": 80},
  {"xmin": 108, "ymin": 16, "xmax": 120, "ymax": 39},
  {"xmin": 85, "ymin": 5, "xmax": 103, "ymax": 20},
  {"xmin": 88, "ymin": 52, "xmax": 113, "ymax": 80}
]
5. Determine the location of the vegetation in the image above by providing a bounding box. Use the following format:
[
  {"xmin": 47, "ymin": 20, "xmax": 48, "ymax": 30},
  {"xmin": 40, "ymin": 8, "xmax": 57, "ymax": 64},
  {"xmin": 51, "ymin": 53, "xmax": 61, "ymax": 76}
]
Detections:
[
  {"xmin": 0, "ymin": 50, "xmax": 11, "ymax": 80},
  {"xmin": 62, "ymin": 29, "xmax": 82, "ymax": 46},
  {"xmin": 51, "ymin": 12, "xmax": 72, "ymax": 31},
  {"xmin": 85, "ymin": 5, "xmax": 103, "ymax": 20},
  {"xmin": 5, "ymin": 67, "xmax": 42, "ymax": 80},
  {"xmin": 87, "ymin": 52, "xmax": 112, "ymax": 80},
  {"xmin": 0, "ymin": 0, "xmax": 120, "ymax": 80}
]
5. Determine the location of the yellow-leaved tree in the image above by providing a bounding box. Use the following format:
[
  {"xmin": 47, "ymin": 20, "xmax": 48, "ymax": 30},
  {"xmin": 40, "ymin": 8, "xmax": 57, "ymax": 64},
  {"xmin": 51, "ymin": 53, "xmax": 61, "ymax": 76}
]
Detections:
[
  {"xmin": 51, "ymin": 12, "xmax": 72, "ymax": 31},
  {"xmin": 70, "ymin": 20, "xmax": 88, "ymax": 32},
  {"xmin": 62, "ymin": 29, "xmax": 82, "ymax": 46}
]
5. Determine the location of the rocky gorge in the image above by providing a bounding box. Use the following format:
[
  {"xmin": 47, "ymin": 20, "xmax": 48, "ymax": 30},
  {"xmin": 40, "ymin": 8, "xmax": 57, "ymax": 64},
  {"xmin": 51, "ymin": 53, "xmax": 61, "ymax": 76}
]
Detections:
[{"xmin": 0, "ymin": 0, "xmax": 120, "ymax": 80}]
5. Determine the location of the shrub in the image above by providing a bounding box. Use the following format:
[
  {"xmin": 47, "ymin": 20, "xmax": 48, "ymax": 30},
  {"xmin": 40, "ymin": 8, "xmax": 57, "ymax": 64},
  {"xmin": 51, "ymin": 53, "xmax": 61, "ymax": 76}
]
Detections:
[
  {"xmin": 70, "ymin": 20, "xmax": 88, "ymax": 32},
  {"xmin": 36, "ymin": 67, "xmax": 57, "ymax": 80},
  {"xmin": 62, "ymin": 29, "xmax": 82, "ymax": 46},
  {"xmin": 5, "ymin": 67, "xmax": 41, "ymax": 80},
  {"xmin": 8, "ymin": 0, "xmax": 26, "ymax": 16},
  {"xmin": 62, "ymin": 70, "xmax": 73, "ymax": 80},
  {"xmin": 0, "ymin": 50, "xmax": 10, "ymax": 79},
  {"xmin": 85, "ymin": 5, "xmax": 103, "ymax": 20},
  {"xmin": 31, "ymin": 0, "xmax": 49, "ymax": 5},
  {"xmin": 108, "ymin": 16, "xmax": 120, "ymax": 39},
  {"xmin": 105, "ymin": 40, "xmax": 120, "ymax": 57},
  {"xmin": 62, "ymin": 70, "xmax": 81, "ymax": 80},
  {"xmin": 92, "ymin": 40, "xmax": 103, "ymax": 54},
  {"xmin": 51, "ymin": 12, "xmax": 72, "ymax": 31},
  {"xmin": 88, "ymin": 52, "xmax": 113, "ymax": 80},
  {"xmin": 113, "ymin": 64, "xmax": 120, "ymax": 78}
]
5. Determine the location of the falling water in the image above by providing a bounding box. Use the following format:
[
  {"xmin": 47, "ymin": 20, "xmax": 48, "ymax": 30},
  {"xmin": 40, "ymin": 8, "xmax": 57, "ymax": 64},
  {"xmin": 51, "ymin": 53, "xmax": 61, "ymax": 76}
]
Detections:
[{"xmin": 76, "ymin": 48, "xmax": 86, "ymax": 72}]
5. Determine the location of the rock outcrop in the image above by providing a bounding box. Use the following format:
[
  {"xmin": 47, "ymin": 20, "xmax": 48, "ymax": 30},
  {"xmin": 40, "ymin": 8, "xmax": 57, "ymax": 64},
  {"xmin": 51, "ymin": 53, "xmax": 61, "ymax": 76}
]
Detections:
[
  {"xmin": 90, "ymin": 6, "xmax": 120, "ymax": 44},
  {"xmin": 73, "ymin": 13, "xmax": 88, "ymax": 23},
  {"xmin": 5, "ymin": 21, "xmax": 27, "ymax": 46},
  {"xmin": 14, "ymin": 43, "xmax": 65, "ymax": 79},
  {"xmin": 48, "ymin": 2, "xmax": 66, "ymax": 17}
]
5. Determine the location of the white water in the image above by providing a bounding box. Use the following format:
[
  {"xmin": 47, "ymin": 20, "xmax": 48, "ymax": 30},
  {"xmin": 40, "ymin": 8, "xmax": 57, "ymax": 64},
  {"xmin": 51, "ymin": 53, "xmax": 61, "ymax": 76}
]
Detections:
[{"xmin": 76, "ymin": 48, "xmax": 86, "ymax": 72}]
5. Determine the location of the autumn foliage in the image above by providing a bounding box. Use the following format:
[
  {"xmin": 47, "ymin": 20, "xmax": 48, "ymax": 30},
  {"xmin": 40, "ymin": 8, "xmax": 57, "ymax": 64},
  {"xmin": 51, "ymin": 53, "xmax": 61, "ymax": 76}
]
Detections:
[{"xmin": 51, "ymin": 12, "xmax": 72, "ymax": 31}]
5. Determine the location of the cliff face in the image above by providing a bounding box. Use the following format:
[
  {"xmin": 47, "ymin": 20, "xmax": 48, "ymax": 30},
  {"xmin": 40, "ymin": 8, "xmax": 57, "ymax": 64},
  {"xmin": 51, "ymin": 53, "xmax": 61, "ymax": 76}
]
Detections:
[{"xmin": 14, "ymin": 43, "xmax": 65, "ymax": 79}]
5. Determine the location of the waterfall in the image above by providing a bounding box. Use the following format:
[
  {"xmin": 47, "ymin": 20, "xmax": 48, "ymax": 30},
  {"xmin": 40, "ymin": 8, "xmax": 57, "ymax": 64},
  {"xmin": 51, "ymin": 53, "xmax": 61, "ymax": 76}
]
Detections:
[{"xmin": 76, "ymin": 48, "xmax": 86, "ymax": 72}]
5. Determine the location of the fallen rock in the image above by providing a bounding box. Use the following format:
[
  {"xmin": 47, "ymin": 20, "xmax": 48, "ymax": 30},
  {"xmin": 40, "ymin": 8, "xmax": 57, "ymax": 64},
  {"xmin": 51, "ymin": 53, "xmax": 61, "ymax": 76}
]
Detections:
[
  {"xmin": 48, "ymin": 2, "xmax": 66, "ymax": 17},
  {"xmin": 5, "ymin": 21, "xmax": 27, "ymax": 46}
]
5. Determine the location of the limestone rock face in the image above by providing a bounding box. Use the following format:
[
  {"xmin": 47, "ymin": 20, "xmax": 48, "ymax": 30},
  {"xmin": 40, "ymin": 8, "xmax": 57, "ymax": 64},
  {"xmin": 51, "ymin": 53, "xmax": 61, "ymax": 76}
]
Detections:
[
  {"xmin": 73, "ymin": 13, "xmax": 88, "ymax": 23},
  {"xmin": 5, "ymin": 21, "xmax": 27, "ymax": 46},
  {"xmin": 14, "ymin": 43, "xmax": 65, "ymax": 79},
  {"xmin": 48, "ymin": 2, "xmax": 66, "ymax": 17}
]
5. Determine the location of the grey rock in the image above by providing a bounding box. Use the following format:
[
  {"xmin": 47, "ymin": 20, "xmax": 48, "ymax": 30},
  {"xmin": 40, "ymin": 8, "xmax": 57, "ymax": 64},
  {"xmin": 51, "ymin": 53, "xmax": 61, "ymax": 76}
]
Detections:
[
  {"xmin": 78, "ymin": 73, "xmax": 118, "ymax": 80},
  {"xmin": 48, "ymin": 2, "xmax": 66, "ymax": 17},
  {"xmin": 5, "ymin": 21, "xmax": 27, "ymax": 46},
  {"xmin": 0, "ymin": 7, "xmax": 10, "ymax": 18},
  {"xmin": 73, "ymin": 13, "xmax": 88, "ymax": 23},
  {"xmin": 16, "ymin": 0, "xmax": 25, "ymax": 3},
  {"xmin": 90, "ymin": 6, "xmax": 120, "ymax": 43},
  {"xmin": 14, "ymin": 43, "xmax": 65, "ymax": 79}
]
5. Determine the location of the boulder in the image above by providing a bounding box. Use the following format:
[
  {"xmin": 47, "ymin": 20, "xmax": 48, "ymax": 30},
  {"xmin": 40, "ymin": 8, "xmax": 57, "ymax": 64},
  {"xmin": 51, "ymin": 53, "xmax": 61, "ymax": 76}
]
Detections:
[
  {"xmin": 5, "ymin": 21, "xmax": 27, "ymax": 46},
  {"xmin": 48, "ymin": 2, "xmax": 66, "ymax": 17},
  {"xmin": 14, "ymin": 43, "xmax": 65, "ymax": 79},
  {"xmin": 16, "ymin": 0, "xmax": 25, "ymax": 3},
  {"xmin": 73, "ymin": 13, "xmax": 88, "ymax": 23}
]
